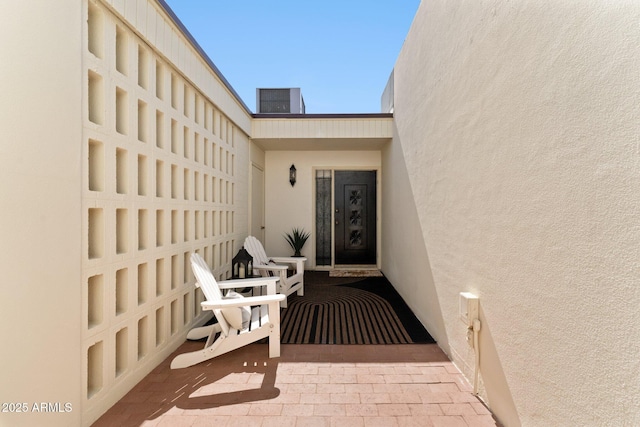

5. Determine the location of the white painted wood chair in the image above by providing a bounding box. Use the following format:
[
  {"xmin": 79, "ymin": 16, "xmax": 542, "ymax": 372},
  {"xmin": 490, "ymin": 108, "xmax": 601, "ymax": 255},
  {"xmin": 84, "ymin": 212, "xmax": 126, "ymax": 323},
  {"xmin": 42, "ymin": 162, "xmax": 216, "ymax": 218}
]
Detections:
[
  {"xmin": 170, "ymin": 253, "xmax": 286, "ymax": 369},
  {"xmin": 244, "ymin": 235, "xmax": 306, "ymax": 308}
]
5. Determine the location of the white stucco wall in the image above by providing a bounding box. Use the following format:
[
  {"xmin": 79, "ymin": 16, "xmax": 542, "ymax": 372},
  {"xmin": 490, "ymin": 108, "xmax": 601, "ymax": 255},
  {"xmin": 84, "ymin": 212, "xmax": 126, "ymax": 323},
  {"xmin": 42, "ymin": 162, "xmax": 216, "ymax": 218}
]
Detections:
[
  {"xmin": 264, "ymin": 151, "xmax": 381, "ymax": 268},
  {"xmin": 0, "ymin": 1, "xmax": 83, "ymax": 426},
  {"xmin": 386, "ymin": 1, "xmax": 640, "ymax": 426}
]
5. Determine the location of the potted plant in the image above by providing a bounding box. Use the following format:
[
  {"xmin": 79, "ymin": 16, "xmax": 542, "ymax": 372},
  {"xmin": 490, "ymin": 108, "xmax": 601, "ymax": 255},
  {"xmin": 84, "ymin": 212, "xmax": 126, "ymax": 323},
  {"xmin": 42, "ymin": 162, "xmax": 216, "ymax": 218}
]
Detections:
[{"xmin": 284, "ymin": 228, "xmax": 311, "ymax": 257}]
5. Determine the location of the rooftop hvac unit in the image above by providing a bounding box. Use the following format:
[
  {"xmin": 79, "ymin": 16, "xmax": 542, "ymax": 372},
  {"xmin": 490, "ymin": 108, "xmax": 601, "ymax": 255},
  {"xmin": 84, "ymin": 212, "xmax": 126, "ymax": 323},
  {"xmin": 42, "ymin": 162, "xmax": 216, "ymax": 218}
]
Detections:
[{"xmin": 256, "ymin": 88, "xmax": 305, "ymax": 114}]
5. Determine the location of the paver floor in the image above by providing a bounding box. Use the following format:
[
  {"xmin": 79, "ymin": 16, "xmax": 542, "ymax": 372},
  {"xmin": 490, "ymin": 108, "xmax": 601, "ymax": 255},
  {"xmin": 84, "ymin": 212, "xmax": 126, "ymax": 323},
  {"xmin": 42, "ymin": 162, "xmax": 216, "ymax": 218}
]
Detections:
[{"xmin": 93, "ymin": 341, "xmax": 501, "ymax": 426}]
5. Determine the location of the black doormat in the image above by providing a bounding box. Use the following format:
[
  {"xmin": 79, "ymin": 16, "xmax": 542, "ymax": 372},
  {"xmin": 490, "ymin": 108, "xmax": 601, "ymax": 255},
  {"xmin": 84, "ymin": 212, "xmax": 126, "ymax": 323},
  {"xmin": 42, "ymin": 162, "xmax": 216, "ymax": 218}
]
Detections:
[{"xmin": 280, "ymin": 272, "xmax": 435, "ymax": 344}]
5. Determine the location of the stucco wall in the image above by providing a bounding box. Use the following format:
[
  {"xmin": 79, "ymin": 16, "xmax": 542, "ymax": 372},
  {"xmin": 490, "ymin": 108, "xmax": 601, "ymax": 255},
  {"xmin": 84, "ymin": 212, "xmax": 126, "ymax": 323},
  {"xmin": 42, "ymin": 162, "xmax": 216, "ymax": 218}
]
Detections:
[
  {"xmin": 264, "ymin": 151, "xmax": 381, "ymax": 268},
  {"xmin": 387, "ymin": 1, "xmax": 640, "ymax": 426},
  {"xmin": 0, "ymin": 1, "xmax": 83, "ymax": 426}
]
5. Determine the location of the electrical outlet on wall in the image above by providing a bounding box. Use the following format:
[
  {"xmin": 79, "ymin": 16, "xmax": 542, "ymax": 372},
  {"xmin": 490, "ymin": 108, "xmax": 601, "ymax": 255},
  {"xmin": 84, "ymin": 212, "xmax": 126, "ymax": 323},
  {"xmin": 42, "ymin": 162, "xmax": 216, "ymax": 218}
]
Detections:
[{"xmin": 459, "ymin": 292, "xmax": 479, "ymax": 327}]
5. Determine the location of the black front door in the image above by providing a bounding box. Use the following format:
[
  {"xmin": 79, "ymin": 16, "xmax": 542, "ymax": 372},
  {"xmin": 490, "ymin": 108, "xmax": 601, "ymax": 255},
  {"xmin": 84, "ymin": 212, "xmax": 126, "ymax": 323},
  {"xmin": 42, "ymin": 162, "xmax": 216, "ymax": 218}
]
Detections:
[{"xmin": 334, "ymin": 170, "xmax": 377, "ymax": 264}]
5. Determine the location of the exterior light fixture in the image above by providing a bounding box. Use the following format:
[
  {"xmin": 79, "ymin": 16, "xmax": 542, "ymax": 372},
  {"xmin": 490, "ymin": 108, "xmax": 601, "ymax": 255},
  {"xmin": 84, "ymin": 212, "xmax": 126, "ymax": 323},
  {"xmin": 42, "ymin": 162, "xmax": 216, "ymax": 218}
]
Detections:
[{"xmin": 289, "ymin": 164, "xmax": 297, "ymax": 187}]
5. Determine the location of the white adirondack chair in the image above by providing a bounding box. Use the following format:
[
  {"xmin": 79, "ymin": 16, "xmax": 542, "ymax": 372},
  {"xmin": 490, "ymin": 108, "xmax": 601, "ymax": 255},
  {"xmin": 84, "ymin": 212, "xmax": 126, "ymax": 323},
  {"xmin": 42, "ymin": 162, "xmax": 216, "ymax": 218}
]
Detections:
[
  {"xmin": 244, "ymin": 235, "xmax": 306, "ymax": 308},
  {"xmin": 170, "ymin": 253, "xmax": 286, "ymax": 369}
]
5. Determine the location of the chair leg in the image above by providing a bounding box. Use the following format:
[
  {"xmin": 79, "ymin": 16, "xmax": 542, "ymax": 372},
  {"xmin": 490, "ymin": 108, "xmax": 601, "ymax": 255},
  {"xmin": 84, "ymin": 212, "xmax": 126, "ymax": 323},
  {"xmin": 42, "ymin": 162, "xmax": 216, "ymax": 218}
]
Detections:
[
  {"xmin": 268, "ymin": 302, "xmax": 281, "ymax": 358},
  {"xmin": 170, "ymin": 335, "xmax": 226, "ymax": 369},
  {"xmin": 186, "ymin": 323, "xmax": 221, "ymax": 340}
]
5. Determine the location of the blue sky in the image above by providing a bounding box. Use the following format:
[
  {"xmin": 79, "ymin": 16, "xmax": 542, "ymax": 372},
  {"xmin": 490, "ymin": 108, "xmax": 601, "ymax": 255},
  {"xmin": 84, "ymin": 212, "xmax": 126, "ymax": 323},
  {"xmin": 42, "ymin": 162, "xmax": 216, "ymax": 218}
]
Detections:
[{"xmin": 162, "ymin": 1, "xmax": 420, "ymax": 113}]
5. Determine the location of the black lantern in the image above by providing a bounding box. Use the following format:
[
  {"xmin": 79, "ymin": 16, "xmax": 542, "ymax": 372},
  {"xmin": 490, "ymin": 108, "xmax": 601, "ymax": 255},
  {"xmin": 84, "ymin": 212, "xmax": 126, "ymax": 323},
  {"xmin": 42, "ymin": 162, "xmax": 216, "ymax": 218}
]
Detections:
[
  {"xmin": 289, "ymin": 164, "xmax": 297, "ymax": 187},
  {"xmin": 232, "ymin": 247, "xmax": 253, "ymax": 279}
]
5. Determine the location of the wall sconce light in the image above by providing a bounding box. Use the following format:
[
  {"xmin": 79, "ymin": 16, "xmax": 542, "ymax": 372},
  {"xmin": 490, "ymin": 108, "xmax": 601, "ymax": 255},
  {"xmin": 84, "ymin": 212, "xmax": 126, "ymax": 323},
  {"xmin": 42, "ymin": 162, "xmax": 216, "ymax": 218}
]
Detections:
[{"xmin": 289, "ymin": 164, "xmax": 297, "ymax": 187}]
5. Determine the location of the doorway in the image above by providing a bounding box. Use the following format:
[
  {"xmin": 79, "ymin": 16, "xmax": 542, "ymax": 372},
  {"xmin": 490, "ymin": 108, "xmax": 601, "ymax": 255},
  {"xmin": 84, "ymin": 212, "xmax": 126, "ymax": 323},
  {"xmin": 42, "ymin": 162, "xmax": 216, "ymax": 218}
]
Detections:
[{"xmin": 334, "ymin": 170, "xmax": 377, "ymax": 265}]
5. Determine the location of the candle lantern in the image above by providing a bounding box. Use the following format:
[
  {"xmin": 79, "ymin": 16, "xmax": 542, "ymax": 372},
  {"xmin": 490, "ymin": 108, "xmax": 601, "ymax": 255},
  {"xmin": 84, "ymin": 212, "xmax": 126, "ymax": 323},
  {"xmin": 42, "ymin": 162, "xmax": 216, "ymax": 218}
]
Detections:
[{"xmin": 232, "ymin": 247, "xmax": 253, "ymax": 279}]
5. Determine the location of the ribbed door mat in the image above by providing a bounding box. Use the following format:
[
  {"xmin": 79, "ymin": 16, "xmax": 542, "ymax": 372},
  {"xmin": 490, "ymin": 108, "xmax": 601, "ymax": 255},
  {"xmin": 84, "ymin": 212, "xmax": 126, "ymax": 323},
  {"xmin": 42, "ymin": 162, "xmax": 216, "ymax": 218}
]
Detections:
[{"xmin": 280, "ymin": 272, "xmax": 435, "ymax": 344}]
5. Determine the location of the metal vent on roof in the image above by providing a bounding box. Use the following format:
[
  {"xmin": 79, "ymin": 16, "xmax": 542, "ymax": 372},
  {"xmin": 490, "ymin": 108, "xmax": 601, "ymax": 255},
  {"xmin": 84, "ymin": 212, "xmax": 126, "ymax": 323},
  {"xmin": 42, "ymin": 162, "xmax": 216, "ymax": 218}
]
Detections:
[
  {"xmin": 259, "ymin": 89, "xmax": 291, "ymax": 113},
  {"xmin": 256, "ymin": 88, "xmax": 305, "ymax": 114}
]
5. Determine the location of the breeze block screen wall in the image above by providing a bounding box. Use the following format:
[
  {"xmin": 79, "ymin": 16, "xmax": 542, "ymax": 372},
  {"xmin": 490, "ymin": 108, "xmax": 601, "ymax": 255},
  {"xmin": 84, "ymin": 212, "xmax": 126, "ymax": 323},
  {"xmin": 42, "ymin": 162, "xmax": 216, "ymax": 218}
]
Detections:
[{"xmin": 82, "ymin": 0, "xmax": 251, "ymax": 423}]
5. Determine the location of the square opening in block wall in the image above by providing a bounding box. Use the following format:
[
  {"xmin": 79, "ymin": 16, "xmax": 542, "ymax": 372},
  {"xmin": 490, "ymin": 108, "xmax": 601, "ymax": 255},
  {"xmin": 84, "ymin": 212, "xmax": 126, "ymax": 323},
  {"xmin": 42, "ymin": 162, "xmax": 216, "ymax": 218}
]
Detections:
[
  {"xmin": 88, "ymin": 208, "xmax": 104, "ymax": 259},
  {"xmin": 155, "ymin": 110, "xmax": 164, "ymax": 149},
  {"xmin": 115, "ymin": 25, "xmax": 128, "ymax": 75},
  {"xmin": 194, "ymin": 286, "xmax": 204, "ymax": 317},
  {"xmin": 137, "ymin": 316, "xmax": 148, "ymax": 360},
  {"xmin": 88, "ymin": 71, "xmax": 104, "ymax": 125},
  {"xmin": 137, "ymin": 155, "xmax": 148, "ymax": 196},
  {"xmin": 87, "ymin": 2, "xmax": 104, "ymax": 59},
  {"xmin": 116, "ymin": 148, "xmax": 128, "ymax": 194},
  {"xmin": 171, "ymin": 74, "xmax": 179, "ymax": 110},
  {"xmin": 137, "ymin": 45, "xmax": 149, "ymax": 89},
  {"xmin": 212, "ymin": 244, "xmax": 218, "ymax": 269},
  {"xmin": 171, "ymin": 210, "xmax": 178, "ymax": 244},
  {"xmin": 183, "ymin": 127, "xmax": 190, "ymax": 159},
  {"xmin": 138, "ymin": 209, "xmax": 148, "ymax": 250},
  {"xmin": 155, "ymin": 307, "xmax": 165, "ymax": 346},
  {"xmin": 116, "ymin": 208, "xmax": 128, "ymax": 254},
  {"xmin": 194, "ymin": 133, "xmax": 201, "ymax": 163},
  {"xmin": 115, "ymin": 327, "xmax": 128, "ymax": 377},
  {"xmin": 183, "ymin": 84, "xmax": 190, "ymax": 118},
  {"xmin": 156, "ymin": 258, "xmax": 165, "ymax": 297},
  {"xmin": 115, "ymin": 268, "xmax": 128, "ymax": 316},
  {"xmin": 156, "ymin": 160, "xmax": 164, "ymax": 198},
  {"xmin": 204, "ymin": 245, "xmax": 210, "ymax": 265},
  {"xmin": 116, "ymin": 88, "xmax": 128, "ymax": 135},
  {"xmin": 170, "ymin": 299, "xmax": 179, "ymax": 335},
  {"xmin": 183, "ymin": 210, "xmax": 190, "ymax": 242},
  {"xmin": 183, "ymin": 252, "xmax": 190, "ymax": 283},
  {"xmin": 195, "ymin": 211, "xmax": 201, "ymax": 240},
  {"xmin": 213, "ymin": 110, "xmax": 219, "ymax": 136},
  {"xmin": 137, "ymin": 100, "xmax": 148, "ymax": 142},
  {"xmin": 156, "ymin": 210, "xmax": 164, "ymax": 247},
  {"xmin": 171, "ymin": 164, "xmax": 178, "ymax": 199},
  {"xmin": 204, "ymin": 104, "xmax": 211, "ymax": 131},
  {"xmin": 194, "ymin": 171, "xmax": 200, "ymax": 201},
  {"xmin": 194, "ymin": 94, "xmax": 201, "ymax": 124},
  {"xmin": 155, "ymin": 61, "xmax": 164, "ymax": 100},
  {"xmin": 171, "ymin": 254, "xmax": 179, "ymax": 290},
  {"xmin": 183, "ymin": 168, "xmax": 190, "ymax": 200},
  {"xmin": 138, "ymin": 263, "xmax": 148, "ymax": 305},
  {"xmin": 183, "ymin": 292, "xmax": 191, "ymax": 325},
  {"xmin": 88, "ymin": 139, "xmax": 104, "ymax": 191},
  {"xmin": 88, "ymin": 274, "xmax": 104, "ymax": 329},
  {"xmin": 87, "ymin": 341, "xmax": 104, "ymax": 399},
  {"xmin": 171, "ymin": 119, "xmax": 179, "ymax": 154}
]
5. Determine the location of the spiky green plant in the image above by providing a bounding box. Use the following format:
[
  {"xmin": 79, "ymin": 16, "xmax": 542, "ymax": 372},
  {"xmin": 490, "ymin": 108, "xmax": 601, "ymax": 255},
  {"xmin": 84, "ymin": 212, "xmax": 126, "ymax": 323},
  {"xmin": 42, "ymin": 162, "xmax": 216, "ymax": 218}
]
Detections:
[{"xmin": 284, "ymin": 228, "xmax": 311, "ymax": 257}]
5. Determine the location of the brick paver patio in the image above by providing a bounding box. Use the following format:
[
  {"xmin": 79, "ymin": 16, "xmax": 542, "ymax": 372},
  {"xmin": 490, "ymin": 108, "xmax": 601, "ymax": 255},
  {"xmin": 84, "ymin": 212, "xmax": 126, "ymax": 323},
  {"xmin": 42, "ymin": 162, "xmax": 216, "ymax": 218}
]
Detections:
[{"xmin": 93, "ymin": 341, "xmax": 501, "ymax": 426}]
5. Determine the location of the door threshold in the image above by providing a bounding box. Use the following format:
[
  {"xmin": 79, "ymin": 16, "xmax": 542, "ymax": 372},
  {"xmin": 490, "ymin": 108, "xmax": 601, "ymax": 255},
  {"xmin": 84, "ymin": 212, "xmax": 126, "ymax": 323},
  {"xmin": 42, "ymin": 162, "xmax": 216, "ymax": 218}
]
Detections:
[
  {"xmin": 329, "ymin": 265, "xmax": 382, "ymax": 277},
  {"xmin": 333, "ymin": 264, "xmax": 378, "ymax": 270}
]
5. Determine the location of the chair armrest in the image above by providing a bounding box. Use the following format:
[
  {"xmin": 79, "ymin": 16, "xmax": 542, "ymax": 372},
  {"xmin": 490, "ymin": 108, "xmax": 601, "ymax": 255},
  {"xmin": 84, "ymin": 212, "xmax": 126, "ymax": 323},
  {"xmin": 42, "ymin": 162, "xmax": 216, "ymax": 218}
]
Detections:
[
  {"xmin": 270, "ymin": 257, "xmax": 306, "ymax": 273},
  {"xmin": 218, "ymin": 276, "xmax": 279, "ymax": 295},
  {"xmin": 201, "ymin": 293, "xmax": 285, "ymax": 309},
  {"xmin": 253, "ymin": 264, "xmax": 288, "ymax": 272},
  {"xmin": 270, "ymin": 256, "xmax": 307, "ymax": 263}
]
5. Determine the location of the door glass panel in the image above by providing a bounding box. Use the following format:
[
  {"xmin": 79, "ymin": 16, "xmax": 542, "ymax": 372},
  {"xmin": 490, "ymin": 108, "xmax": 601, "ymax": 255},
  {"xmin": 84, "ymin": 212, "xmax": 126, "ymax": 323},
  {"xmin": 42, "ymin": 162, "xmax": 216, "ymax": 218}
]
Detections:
[{"xmin": 315, "ymin": 170, "xmax": 332, "ymax": 266}]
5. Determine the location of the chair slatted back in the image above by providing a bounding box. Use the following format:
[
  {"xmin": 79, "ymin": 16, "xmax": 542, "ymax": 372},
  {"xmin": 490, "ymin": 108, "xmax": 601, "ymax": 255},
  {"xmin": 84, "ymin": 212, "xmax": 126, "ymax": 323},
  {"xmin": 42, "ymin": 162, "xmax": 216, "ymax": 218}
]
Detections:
[
  {"xmin": 244, "ymin": 236, "xmax": 269, "ymax": 266},
  {"xmin": 190, "ymin": 253, "xmax": 230, "ymax": 335}
]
